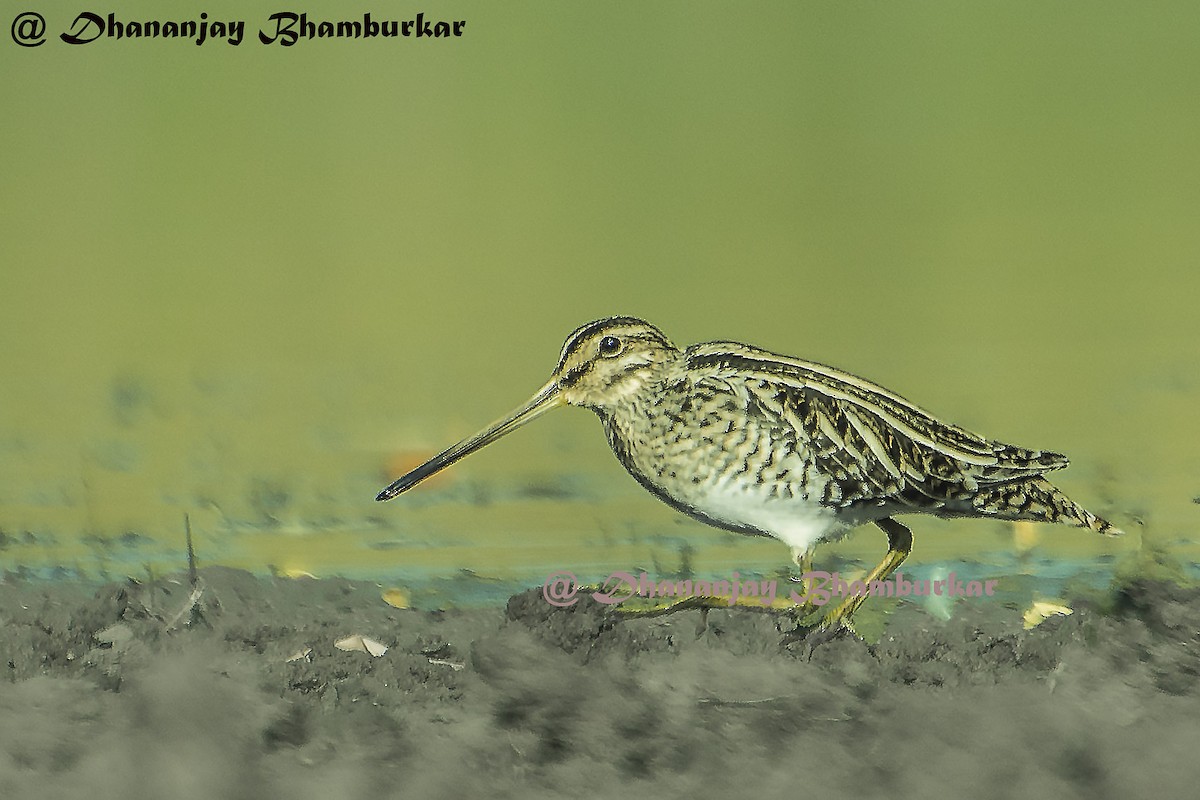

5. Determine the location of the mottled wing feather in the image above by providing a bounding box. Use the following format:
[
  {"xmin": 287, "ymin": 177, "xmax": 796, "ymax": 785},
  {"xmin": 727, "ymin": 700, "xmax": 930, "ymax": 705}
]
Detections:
[{"xmin": 687, "ymin": 343, "xmax": 1069, "ymax": 511}]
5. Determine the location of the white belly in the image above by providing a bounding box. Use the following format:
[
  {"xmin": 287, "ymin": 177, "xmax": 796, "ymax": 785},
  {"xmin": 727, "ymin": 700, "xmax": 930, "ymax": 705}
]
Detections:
[{"xmin": 690, "ymin": 478, "xmax": 848, "ymax": 553}]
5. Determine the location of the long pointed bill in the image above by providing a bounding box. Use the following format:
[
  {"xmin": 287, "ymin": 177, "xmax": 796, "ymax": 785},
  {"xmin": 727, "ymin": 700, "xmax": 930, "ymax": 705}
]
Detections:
[{"xmin": 376, "ymin": 378, "xmax": 564, "ymax": 501}]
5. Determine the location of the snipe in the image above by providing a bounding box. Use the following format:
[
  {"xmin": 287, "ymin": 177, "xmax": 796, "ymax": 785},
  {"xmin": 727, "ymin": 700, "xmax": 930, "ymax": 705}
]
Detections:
[{"xmin": 377, "ymin": 317, "xmax": 1121, "ymax": 636}]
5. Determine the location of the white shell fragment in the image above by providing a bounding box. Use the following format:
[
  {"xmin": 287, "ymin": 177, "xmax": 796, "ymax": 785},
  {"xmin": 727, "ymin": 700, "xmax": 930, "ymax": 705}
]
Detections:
[
  {"xmin": 335, "ymin": 635, "xmax": 389, "ymax": 657},
  {"xmin": 1023, "ymin": 600, "xmax": 1074, "ymax": 630},
  {"xmin": 285, "ymin": 647, "xmax": 312, "ymax": 663},
  {"xmin": 427, "ymin": 657, "xmax": 465, "ymax": 671}
]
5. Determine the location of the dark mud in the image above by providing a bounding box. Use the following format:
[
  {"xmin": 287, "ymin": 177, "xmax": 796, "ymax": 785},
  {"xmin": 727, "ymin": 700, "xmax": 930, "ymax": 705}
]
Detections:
[{"xmin": 2, "ymin": 567, "xmax": 1198, "ymax": 799}]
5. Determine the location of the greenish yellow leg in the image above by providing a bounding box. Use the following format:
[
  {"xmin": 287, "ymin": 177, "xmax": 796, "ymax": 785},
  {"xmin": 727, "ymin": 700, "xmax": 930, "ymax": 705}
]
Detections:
[
  {"xmin": 614, "ymin": 592, "xmax": 734, "ymax": 617},
  {"xmin": 573, "ymin": 582, "xmax": 735, "ymax": 617},
  {"xmin": 789, "ymin": 546, "xmax": 819, "ymax": 619},
  {"xmin": 584, "ymin": 570, "xmax": 801, "ymax": 618},
  {"xmin": 818, "ymin": 517, "xmax": 912, "ymax": 634}
]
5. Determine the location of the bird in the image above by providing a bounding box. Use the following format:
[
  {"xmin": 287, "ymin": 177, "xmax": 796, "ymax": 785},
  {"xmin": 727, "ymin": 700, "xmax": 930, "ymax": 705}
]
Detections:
[{"xmin": 376, "ymin": 317, "xmax": 1121, "ymax": 636}]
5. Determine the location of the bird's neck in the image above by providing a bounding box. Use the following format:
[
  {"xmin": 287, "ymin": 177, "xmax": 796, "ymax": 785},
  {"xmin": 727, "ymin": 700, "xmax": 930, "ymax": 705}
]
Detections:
[{"xmin": 596, "ymin": 371, "xmax": 671, "ymax": 468}]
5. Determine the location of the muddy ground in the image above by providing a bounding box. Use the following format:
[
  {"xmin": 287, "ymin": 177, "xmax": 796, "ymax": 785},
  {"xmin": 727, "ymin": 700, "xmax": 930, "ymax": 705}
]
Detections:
[{"xmin": 1, "ymin": 566, "xmax": 1198, "ymax": 799}]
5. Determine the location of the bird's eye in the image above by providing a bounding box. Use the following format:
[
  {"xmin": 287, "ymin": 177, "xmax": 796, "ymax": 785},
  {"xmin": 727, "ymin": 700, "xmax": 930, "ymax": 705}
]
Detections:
[{"xmin": 598, "ymin": 336, "xmax": 622, "ymax": 357}]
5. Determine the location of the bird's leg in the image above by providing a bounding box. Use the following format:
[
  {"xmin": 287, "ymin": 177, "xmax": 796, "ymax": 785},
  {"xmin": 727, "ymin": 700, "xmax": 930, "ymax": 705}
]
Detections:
[
  {"xmin": 598, "ymin": 572, "xmax": 766, "ymax": 618},
  {"xmin": 816, "ymin": 517, "xmax": 912, "ymax": 636},
  {"xmin": 776, "ymin": 546, "xmax": 821, "ymax": 645},
  {"xmin": 786, "ymin": 546, "xmax": 820, "ymax": 621},
  {"xmin": 613, "ymin": 593, "xmax": 729, "ymax": 618}
]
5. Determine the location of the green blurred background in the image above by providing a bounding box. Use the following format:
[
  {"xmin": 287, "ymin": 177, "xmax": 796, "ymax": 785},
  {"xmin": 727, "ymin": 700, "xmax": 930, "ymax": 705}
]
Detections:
[{"xmin": 2, "ymin": 1, "xmax": 1197, "ymax": 601}]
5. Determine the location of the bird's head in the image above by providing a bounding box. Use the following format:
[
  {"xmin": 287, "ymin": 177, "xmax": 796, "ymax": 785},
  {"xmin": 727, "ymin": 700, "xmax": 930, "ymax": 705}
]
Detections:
[
  {"xmin": 552, "ymin": 317, "xmax": 678, "ymax": 411},
  {"xmin": 376, "ymin": 316, "xmax": 677, "ymax": 500}
]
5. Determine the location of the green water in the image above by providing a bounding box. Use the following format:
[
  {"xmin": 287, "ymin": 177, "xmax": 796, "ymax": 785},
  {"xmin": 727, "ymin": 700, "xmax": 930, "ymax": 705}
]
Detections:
[{"xmin": 2, "ymin": 2, "xmax": 1197, "ymax": 597}]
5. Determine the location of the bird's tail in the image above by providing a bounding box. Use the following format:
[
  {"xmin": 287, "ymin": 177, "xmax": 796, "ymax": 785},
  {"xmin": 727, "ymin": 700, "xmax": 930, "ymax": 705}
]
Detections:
[{"xmin": 971, "ymin": 477, "xmax": 1123, "ymax": 536}]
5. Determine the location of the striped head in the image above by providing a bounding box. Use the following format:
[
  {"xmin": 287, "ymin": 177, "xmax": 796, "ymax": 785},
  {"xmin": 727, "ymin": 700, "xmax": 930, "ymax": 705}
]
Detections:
[{"xmin": 553, "ymin": 317, "xmax": 678, "ymax": 410}]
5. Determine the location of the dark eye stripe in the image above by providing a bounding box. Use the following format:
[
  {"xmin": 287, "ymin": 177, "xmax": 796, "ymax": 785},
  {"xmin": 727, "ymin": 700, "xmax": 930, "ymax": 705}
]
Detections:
[
  {"xmin": 559, "ymin": 363, "xmax": 591, "ymax": 388},
  {"xmin": 601, "ymin": 361, "xmax": 648, "ymax": 388}
]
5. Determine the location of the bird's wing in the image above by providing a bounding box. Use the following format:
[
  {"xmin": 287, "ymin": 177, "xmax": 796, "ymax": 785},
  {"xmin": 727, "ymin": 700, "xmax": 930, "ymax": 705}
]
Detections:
[{"xmin": 685, "ymin": 342, "xmax": 1068, "ymax": 507}]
